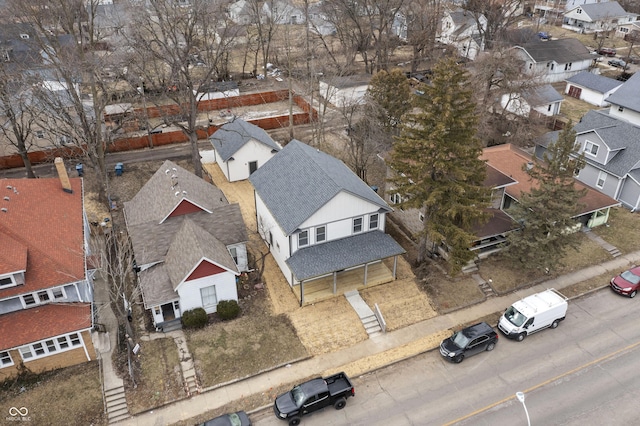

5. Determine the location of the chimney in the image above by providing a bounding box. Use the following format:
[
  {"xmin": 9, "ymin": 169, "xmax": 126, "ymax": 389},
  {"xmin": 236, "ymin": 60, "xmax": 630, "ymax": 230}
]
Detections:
[{"xmin": 54, "ymin": 157, "xmax": 73, "ymax": 193}]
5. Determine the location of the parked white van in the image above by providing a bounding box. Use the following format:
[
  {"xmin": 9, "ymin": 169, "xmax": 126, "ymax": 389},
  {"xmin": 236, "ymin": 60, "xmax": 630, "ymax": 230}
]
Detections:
[{"xmin": 498, "ymin": 289, "xmax": 568, "ymax": 342}]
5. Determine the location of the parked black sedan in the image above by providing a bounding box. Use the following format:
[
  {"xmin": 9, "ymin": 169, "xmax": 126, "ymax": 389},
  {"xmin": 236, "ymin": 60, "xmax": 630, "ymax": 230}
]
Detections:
[
  {"xmin": 201, "ymin": 411, "xmax": 251, "ymax": 426},
  {"xmin": 440, "ymin": 322, "xmax": 498, "ymax": 363}
]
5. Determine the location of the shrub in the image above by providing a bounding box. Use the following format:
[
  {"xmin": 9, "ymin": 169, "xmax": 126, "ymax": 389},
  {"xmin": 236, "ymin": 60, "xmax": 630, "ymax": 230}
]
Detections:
[
  {"xmin": 181, "ymin": 308, "xmax": 208, "ymax": 329},
  {"xmin": 216, "ymin": 300, "xmax": 240, "ymax": 320}
]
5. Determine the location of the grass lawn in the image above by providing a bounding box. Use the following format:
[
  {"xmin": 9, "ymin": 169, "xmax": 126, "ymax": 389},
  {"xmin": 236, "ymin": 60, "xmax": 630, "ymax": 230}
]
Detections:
[
  {"xmin": 0, "ymin": 362, "xmax": 106, "ymax": 425},
  {"xmin": 591, "ymin": 207, "xmax": 640, "ymax": 255}
]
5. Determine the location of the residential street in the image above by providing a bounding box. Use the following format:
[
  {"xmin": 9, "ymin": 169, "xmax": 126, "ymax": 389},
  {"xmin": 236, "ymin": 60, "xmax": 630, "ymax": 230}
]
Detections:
[{"xmin": 251, "ymin": 288, "xmax": 640, "ymax": 425}]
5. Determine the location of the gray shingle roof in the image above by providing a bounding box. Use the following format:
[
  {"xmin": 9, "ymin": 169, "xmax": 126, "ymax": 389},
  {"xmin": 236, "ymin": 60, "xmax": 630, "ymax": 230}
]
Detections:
[
  {"xmin": 574, "ymin": 110, "xmax": 640, "ymax": 178},
  {"xmin": 249, "ymin": 139, "xmax": 392, "ymax": 235},
  {"xmin": 164, "ymin": 219, "xmax": 239, "ymax": 289},
  {"xmin": 124, "ymin": 160, "xmax": 228, "ymax": 227},
  {"xmin": 127, "ymin": 204, "xmax": 248, "ymax": 266},
  {"xmin": 605, "ymin": 72, "xmax": 640, "ymax": 113},
  {"xmin": 138, "ymin": 264, "xmax": 176, "ymax": 308},
  {"xmin": 523, "ymin": 84, "xmax": 563, "ymax": 105},
  {"xmin": 565, "ymin": 71, "xmax": 623, "ymax": 94},
  {"xmin": 518, "ymin": 38, "xmax": 593, "ymax": 63},
  {"xmin": 209, "ymin": 118, "xmax": 280, "ymax": 162},
  {"xmin": 285, "ymin": 231, "xmax": 405, "ymax": 281},
  {"xmin": 575, "ymin": 1, "xmax": 629, "ymax": 20}
]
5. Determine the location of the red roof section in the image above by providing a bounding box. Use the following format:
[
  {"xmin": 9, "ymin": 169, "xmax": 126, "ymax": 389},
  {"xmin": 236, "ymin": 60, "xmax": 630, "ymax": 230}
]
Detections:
[
  {"xmin": 0, "ymin": 303, "xmax": 92, "ymax": 350},
  {"xmin": 0, "ymin": 233, "xmax": 27, "ymax": 274},
  {"xmin": 481, "ymin": 144, "xmax": 619, "ymax": 215},
  {"xmin": 0, "ymin": 177, "xmax": 86, "ymax": 298}
]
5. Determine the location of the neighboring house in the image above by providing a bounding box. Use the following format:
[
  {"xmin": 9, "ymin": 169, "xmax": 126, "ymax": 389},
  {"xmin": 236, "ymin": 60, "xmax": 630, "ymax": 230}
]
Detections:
[
  {"xmin": 308, "ymin": 1, "xmax": 336, "ymax": 36},
  {"xmin": 564, "ymin": 71, "xmax": 623, "ymax": 107},
  {"xmin": 500, "ymin": 84, "xmax": 564, "ymax": 117},
  {"xmin": 227, "ymin": 0, "xmax": 255, "ymax": 25},
  {"xmin": 0, "ymin": 159, "xmax": 96, "ymax": 380},
  {"xmin": 513, "ymin": 38, "xmax": 595, "ymax": 83},
  {"xmin": 615, "ymin": 20, "xmax": 640, "ymax": 39},
  {"xmin": 392, "ymin": 11, "xmax": 408, "ymax": 42},
  {"xmin": 485, "ymin": 144, "xmax": 620, "ymax": 228},
  {"xmin": 262, "ymin": 0, "xmax": 305, "ymax": 25},
  {"xmin": 319, "ymin": 75, "xmax": 372, "ymax": 108},
  {"xmin": 606, "ymin": 71, "xmax": 640, "ymax": 125},
  {"xmin": 439, "ymin": 8, "xmax": 487, "ymax": 60},
  {"xmin": 209, "ymin": 118, "xmax": 282, "ymax": 182},
  {"xmin": 535, "ymin": 0, "xmax": 603, "ymax": 18},
  {"xmin": 563, "ymin": 1, "xmax": 637, "ymax": 34},
  {"xmin": 386, "ymin": 161, "xmax": 519, "ymax": 262},
  {"xmin": 124, "ymin": 160, "xmax": 249, "ymax": 329},
  {"xmin": 249, "ymin": 140, "xmax": 405, "ymax": 305}
]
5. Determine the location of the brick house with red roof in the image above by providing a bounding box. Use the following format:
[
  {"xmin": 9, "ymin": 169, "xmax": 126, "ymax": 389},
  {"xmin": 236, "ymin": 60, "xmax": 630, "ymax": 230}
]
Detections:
[{"xmin": 0, "ymin": 159, "xmax": 96, "ymax": 380}]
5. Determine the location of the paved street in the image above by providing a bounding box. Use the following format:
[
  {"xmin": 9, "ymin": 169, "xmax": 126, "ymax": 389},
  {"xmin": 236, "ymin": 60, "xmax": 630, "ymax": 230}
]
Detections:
[{"xmin": 252, "ymin": 288, "xmax": 640, "ymax": 425}]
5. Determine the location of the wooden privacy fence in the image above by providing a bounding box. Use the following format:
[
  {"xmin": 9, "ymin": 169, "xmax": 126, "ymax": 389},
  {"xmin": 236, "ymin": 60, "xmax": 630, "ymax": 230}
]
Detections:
[{"xmin": 0, "ymin": 90, "xmax": 318, "ymax": 170}]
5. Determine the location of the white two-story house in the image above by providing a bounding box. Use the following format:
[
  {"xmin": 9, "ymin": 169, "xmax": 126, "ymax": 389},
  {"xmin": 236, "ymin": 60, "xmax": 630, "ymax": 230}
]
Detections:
[
  {"xmin": 439, "ymin": 8, "xmax": 487, "ymax": 61},
  {"xmin": 512, "ymin": 38, "xmax": 595, "ymax": 83},
  {"xmin": 249, "ymin": 140, "xmax": 405, "ymax": 306}
]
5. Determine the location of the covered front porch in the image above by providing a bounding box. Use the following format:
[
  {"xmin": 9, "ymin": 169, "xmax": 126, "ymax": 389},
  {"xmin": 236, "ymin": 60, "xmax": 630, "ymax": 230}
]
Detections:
[
  {"xmin": 286, "ymin": 231, "xmax": 405, "ymax": 306},
  {"xmin": 292, "ymin": 260, "xmax": 395, "ymax": 306}
]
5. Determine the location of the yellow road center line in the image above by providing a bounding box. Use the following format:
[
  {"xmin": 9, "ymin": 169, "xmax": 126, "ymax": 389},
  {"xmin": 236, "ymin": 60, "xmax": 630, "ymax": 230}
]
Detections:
[{"xmin": 443, "ymin": 339, "xmax": 640, "ymax": 425}]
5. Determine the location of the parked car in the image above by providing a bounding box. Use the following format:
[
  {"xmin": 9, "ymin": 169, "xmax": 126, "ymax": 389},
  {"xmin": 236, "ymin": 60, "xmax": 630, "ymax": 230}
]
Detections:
[
  {"xmin": 498, "ymin": 289, "xmax": 568, "ymax": 341},
  {"xmin": 626, "ymin": 55, "xmax": 640, "ymax": 64},
  {"xmin": 200, "ymin": 411, "xmax": 251, "ymax": 426},
  {"xmin": 610, "ymin": 266, "xmax": 640, "ymax": 298},
  {"xmin": 598, "ymin": 47, "xmax": 617, "ymax": 56},
  {"xmin": 274, "ymin": 372, "xmax": 355, "ymax": 425},
  {"xmin": 608, "ymin": 59, "xmax": 628, "ymax": 69},
  {"xmin": 538, "ymin": 31, "xmax": 551, "ymax": 40},
  {"xmin": 439, "ymin": 322, "xmax": 498, "ymax": 363}
]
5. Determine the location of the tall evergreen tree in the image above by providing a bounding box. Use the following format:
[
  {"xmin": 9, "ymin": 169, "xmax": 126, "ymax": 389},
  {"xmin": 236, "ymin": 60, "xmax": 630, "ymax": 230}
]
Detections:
[
  {"xmin": 367, "ymin": 69, "xmax": 412, "ymax": 131},
  {"xmin": 505, "ymin": 124, "xmax": 586, "ymax": 272},
  {"xmin": 389, "ymin": 57, "xmax": 490, "ymax": 273}
]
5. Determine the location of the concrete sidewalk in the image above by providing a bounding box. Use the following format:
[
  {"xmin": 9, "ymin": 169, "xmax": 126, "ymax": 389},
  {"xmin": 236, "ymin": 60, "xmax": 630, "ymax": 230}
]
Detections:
[{"xmin": 116, "ymin": 251, "xmax": 640, "ymax": 426}]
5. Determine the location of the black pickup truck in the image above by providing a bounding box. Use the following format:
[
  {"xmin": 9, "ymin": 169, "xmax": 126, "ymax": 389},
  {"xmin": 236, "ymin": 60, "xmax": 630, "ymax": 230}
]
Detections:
[{"xmin": 273, "ymin": 372, "xmax": 355, "ymax": 425}]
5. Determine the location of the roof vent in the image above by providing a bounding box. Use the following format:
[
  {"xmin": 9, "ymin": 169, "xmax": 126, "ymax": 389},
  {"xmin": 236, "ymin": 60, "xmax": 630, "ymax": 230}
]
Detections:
[
  {"xmin": 3, "ymin": 196, "xmax": 9, "ymax": 201},
  {"xmin": 526, "ymin": 162, "xmax": 534, "ymax": 170},
  {"xmin": 175, "ymin": 191, "xmax": 180, "ymax": 197},
  {"xmin": 6, "ymin": 185, "xmax": 12, "ymax": 190},
  {"xmin": 1, "ymin": 208, "xmax": 7, "ymax": 213}
]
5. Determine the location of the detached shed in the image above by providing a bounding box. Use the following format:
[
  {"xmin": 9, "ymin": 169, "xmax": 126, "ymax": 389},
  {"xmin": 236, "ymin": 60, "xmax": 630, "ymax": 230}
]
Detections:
[
  {"xmin": 209, "ymin": 118, "xmax": 281, "ymax": 182},
  {"xmin": 564, "ymin": 71, "xmax": 623, "ymax": 107}
]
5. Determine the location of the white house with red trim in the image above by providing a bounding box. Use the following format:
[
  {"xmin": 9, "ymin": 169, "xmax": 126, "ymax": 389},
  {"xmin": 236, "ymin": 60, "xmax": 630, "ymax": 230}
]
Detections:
[{"xmin": 124, "ymin": 160, "xmax": 249, "ymax": 329}]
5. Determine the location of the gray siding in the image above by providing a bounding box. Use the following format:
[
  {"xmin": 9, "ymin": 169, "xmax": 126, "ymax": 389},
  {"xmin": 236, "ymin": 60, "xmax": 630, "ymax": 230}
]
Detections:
[
  {"xmin": 577, "ymin": 133, "xmax": 609, "ymax": 164},
  {"xmin": 619, "ymin": 178, "xmax": 640, "ymax": 210},
  {"xmin": 577, "ymin": 164, "xmax": 620, "ymax": 199}
]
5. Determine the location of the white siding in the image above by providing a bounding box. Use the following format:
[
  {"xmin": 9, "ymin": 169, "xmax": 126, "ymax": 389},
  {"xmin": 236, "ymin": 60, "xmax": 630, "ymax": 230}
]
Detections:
[
  {"xmin": 608, "ymin": 105, "xmax": 640, "ymax": 127},
  {"xmin": 176, "ymin": 272, "xmax": 238, "ymax": 314},
  {"xmin": 255, "ymin": 193, "xmax": 293, "ymax": 284},
  {"xmin": 223, "ymin": 139, "xmax": 278, "ymax": 182},
  {"xmin": 299, "ymin": 192, "xmax": 381, "ymax": 229}
]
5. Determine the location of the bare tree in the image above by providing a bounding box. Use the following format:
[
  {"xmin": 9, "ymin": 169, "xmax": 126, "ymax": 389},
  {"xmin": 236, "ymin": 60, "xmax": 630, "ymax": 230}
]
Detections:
[
  {"xmin": 123, "ymin": 0, "xmax": 237, "ymax": 178},
  {"xmin": 404, "ymin": 0, "xmax": 443, "ymax": 73},
  {"xmin": 466, "ymin": 0, "xmax": 523, "ymax": 50}
]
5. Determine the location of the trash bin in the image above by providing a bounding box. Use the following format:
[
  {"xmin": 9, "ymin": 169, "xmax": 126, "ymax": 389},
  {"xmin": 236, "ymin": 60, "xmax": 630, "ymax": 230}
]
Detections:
[
  {"xmin": 115, "ymin": 162, "xmax": 124, "ymax": 176},
  {"xmin": 75, "ymin": 163, "xmax": 83, "ymax": 177}
]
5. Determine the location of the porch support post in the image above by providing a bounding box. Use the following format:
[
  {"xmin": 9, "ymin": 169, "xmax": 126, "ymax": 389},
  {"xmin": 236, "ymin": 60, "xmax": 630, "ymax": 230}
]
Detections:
[
  {"xmin": 363, "ymin": 263, "xmax": 368, "ymax": 285},
  {"xmin": 333, "ymin": 272, "xmax": 337, "ymax": 294},
  {"xmin": 393, "ymin": 256, "xmax": 398, "ymax": 279},
  {"xmin": 300, "ymin": 281, "xmax": 304, "ymax": 307}
]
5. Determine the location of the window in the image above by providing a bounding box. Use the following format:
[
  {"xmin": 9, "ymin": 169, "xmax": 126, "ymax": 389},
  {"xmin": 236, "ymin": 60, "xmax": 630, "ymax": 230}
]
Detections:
[
  {"xmin": 0, "ymin": 277, "xmax": 13, "ymax": 287},
  {"xmin": 37, "ymin": 291, "xmax": 50, "ymax": 302},
  {"xmin": 369, "ymin": 214, "xmax": 379, "ymax": 230},
  {"xmin": 35, "ymin": 130, "xmax": 45, "ymax": 138},
  {"xmin": 58, "ymin": 336, "xmax": 69, "ymax": 349},
  {"xmin": 200, "ymin": 285, "xmax": 217, "ymax": 307},
  {"xmin": 0, "ymin": 351, "xmax": 13, "ymax": 367},
  {"xmin": 69, "ymin": 333, "xmax": 81, "ymax": 346},
  {"xmin": 52, "ymin": 288, "xmax": 64, "ymax": 300},
  {"xmin": 564, "ymin": 62, "xmax": 572, "ymax": 71},
  {"xmin": 33, "ymin": 343, "xmax": 45, "ymax": 356},
  {"xmin": 298, "ymin": 230, "xmax": 309, "ymax": 247},
  {"xmin": 316, "ymin": 226, "xmax": 326, "ymax": 243},
  {"xmin": 585, "ymin": 141, "xmax": 598, "ymax": 156},
  {"xmin": 229, "ymin": 247, "xmax": 238, "ymax": 264},
  {"xmin": 390, "ymin": 193, "xmax": 402, "ymax": 204},
  {"xmin": 353, "ymin": 217, "xmax": 363, "ymax": 233},
  {"xmin": 597, "ymin": 171, "xmax": 606, "ymax": 188},
  {"xmin": 19, "ymin": 347, "xmax": 33, "ymax": 360},
  {"xmin": 46, "ymin": 340, "xmax": 56, "ymax": 352},
  {"xmin": 618, "ymin": 106, "xmax": 624, "ymax": 112},
  {"xmin": 548, "ymin": 104, "xmax": 552, "ymax": 112},
  {"xmin": 22, "ymin": 294, "xmax": 36, "ymax": 306}
]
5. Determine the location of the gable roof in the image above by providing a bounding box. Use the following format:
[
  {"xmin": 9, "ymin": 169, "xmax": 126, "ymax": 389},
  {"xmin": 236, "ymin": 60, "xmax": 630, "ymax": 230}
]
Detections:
[
  {"xmin": 0, "ymin": 303, "xmax": 92, "ymax": 350},
  {"xmin": 249, "ymin": 139, "xmax": 392, "ymax": 235},
  {"xmin": 0, "ymin": 177, "xmax": 85, "ymax": 297},
  {"xmin": 573, "ymin": 110, "xmax": 640, "ymax": 177},
  {"xmin": 481, "ymin": 144, "xmax": 619, "ymax": 216},
  {"xmin": 568, "ymin": 1, "xmax": 629, "ymax": 20},
  {"xmin": 522, "ymin": 84, "xmax": 563, "ymax": 105},
  {"xmin": 484, "ymin": 164, "xmax": 517, "ymax": 189},
  {"xmin": 605, "ymin": 71, "xmax": 640, "ymax": 113},
  {"xmin": 210, "ymin": 118, "xmax": 281, "ymax": 162},
  {"xmin": 565, "ymin": 71, "xmax": 623, "ymax": 94},
  {"xmin": 517, "ymin": 38, "xmax": 593, "ymax": 63},
  {"xmin": 124, "ymin": 160, "xmax": 228, "ymax": 227},
  {"xmin": 165, "ymin": 219, "xmax": 239, "ymax": 290}
]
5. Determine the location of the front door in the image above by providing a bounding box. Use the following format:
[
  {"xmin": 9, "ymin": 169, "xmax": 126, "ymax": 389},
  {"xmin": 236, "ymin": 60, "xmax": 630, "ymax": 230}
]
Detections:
[
  {"xmin": 249, "ymin": 161, "xmax": 258, "ymax": 175},
  {"xmin": 161, "ymin": 303, "xmax": 176, "ymax": 321}
]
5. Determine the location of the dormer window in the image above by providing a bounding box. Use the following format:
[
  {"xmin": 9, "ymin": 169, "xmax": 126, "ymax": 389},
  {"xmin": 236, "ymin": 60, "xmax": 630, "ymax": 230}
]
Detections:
[
  {"xmin": 0, "ymin": 276, "xmax": 16, "ymax": 288},
  {"xmin": 585, "ymin": 140, "xmax": 599, "ymax": 156},
  {"xmin": 298, "ymin": 230, "xmax": 309, "ymax": 247}
]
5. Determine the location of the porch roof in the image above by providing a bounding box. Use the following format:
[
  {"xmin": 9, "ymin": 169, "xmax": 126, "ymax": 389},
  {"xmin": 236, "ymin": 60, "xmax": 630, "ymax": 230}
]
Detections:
[
  {"xmin": 286, "ymin": 231, "xmax": 405, "ymax": 282},
  {"xmin": 138, "ymin": 264, "xmax": 177, "ymax": 308}
]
